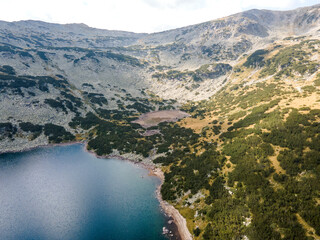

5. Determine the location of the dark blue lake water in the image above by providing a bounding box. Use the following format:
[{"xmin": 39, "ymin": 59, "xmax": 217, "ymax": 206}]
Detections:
[{"xmin": 0, "ymin": 144, "xmax": 168, "ymax": 240}]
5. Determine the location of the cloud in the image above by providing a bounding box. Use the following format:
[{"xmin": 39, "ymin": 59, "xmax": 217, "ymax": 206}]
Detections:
[
  {"xmin": 239, "ymin": 0, "xmax": 320, "ymax": 10},
  {"xmin": 142, "ymin": 0, "xmax": 207, "ymax": 10},
  {"xmin": 0, "ymin": 0, "xmax": 319, "ymax": 33}
]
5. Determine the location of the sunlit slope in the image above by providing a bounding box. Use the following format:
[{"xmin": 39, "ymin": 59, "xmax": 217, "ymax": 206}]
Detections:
[{"xmin": 162, "ymin": 37, "xmax": 320, "ymax": 240}]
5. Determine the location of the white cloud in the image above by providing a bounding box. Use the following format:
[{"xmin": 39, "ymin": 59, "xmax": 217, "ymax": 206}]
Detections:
[
  {"xmin": 142, "ymin": 0, "xmax": 207, "ymax": 10},
  {"xmin": 0, "ymin": 0, "xmax": 319, "ymax": 33}
]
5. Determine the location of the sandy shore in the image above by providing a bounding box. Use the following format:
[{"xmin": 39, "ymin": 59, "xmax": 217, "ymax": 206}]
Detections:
[{"xmin": 151, "ymin": 168, "xmax": 193, "ymax": 240}]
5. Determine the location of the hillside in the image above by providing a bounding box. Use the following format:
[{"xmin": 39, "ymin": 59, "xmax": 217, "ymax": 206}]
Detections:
[
  {"xmin": 0, "ymin": 4, "xmax": 320, "ymax": 240},
  {"xmin": 173, "ymin": 39, "xmax": 320, "ymax": 239}
]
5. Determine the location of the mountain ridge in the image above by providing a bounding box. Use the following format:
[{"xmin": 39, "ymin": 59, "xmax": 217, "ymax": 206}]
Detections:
[
  {"xmin": 4, "ymin": 3, "xmax": 320, "ymax": 35},
  {"xmin": 1, "ymin": 4, "xmax": 320, "ymax": 240}
]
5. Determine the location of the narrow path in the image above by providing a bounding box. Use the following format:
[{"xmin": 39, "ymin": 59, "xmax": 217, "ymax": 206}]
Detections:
[
  {"xmin": 269, "ymin": 145, "xmax": 286, "ymax": 174},
  {"xmin": 296, "ymin": 213, "xmax": 320, "ymax": 240}
]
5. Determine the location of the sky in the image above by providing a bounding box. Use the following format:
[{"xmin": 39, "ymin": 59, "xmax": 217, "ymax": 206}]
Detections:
[{"xmin": 0, "ymin": 0, "xmax": 319, "ymax": 33}]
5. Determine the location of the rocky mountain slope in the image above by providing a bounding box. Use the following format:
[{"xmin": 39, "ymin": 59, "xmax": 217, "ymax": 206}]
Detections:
[
  {"xmin": 1, "ymin": 4, "xmax": 320, "ymax": 240},
  {"xmin": 0, "ymin": 4, "xmax": 319, "ymax": 104}
]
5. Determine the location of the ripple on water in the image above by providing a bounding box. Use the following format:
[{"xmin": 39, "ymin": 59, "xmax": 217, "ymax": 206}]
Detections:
[{"xmin": 0, "ymin": 144, "xmax": 168, "ymax": 240}]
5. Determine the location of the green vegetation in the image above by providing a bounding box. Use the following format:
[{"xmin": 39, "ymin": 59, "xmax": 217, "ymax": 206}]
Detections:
[
  {"xmin": 175, "ymin": 70, "xmax": 320, "ymax": 239},
  {"xmin": 201, "ymin": 39, "xmax": 252, "ymax": 61},
  {"xmin": 71, "ymin": 112, "xmax": 152, "ymax": 157},
  {"xmin": 260, "ymin": 42, "xmax": 319, "ymax": 78},
  {"xmin": 228, "ymin": 110, "xmax": 246, "ymax": 121},
  {"xmin": 37, "ymin": 46, "xmax": 143, "ymax": 67},
  {"xmin": 19, "ymin": 122, "xmax": 43, "ymax": 132},
  {"xmin": 243, "ymin": 49, "xmax": 268, "ymax": 68},
  {"xmin": 0, "ymin": 122, "xmax": 17, "ymax": 139},
  {"xmin": 127, "ymin": 102, "xmax": 154, "ymax": 113},
  {"xmin": 19, "ymin": 122, "xmax": 43, "ymax": 139},
  {"xmin": 314, "ymin": 77, "xmax": 320, "ymax": 86},
  {"xmin": 229, "ymin": 100, "xmax": 279, "ymax": 131},
  {"xmin": 45, "ymin": 98, "xmax": 68, "ymax": 113},
  {"xmin": 83, "ymin": 92, "xmax": 108, "ymax": 107},
  {"xmin": 44, "ymin": 97, "xmax": 80, "ymax": 114},
  {"xmin": 44, "ymin": 124, "xmax": 75, "ymax": 143},
  {"xmin": 152, "ymin": 63, "xmax": 232, "ymax": 82},
  {"xmin": 60, "ymin": 91, "xmax": 83, "ymax": 107},
  {"xmin": 0, "ymin": 65, "xmax": 16, "ymax": 75},
  {"xmin": 0, "ymin": 66, "xmax": 69, "ymax": 96},
  {"xmin": 302, "ymin": 85, "xmax": 316, "ymax": 93},
  {"xmin": 103, "ymin": 51, "xmax": 143, "ymax": 66},
  {"xmin": 36, "ymin": 51, "xmax": 49, "ymax": 61}
]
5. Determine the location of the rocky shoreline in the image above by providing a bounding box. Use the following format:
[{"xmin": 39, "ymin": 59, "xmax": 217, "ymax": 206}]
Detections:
[
  {"xmin": 85, "ymin": 145, "xmax": 193, "ymax": 240},
  {"xmin": 0, "ymin": 141, "xmax": 193, "ymax": 240},
  {"xmin": 152, "ymin": 168, "xmax": 193, "ymax": 240}
]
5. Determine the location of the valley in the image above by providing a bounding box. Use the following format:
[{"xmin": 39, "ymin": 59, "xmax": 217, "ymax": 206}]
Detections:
[{"xmin": 1, "ymin": 4, "xmax": 320, "ymax": 240}]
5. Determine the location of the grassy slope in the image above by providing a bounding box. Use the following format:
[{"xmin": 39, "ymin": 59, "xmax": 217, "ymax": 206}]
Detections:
[{"xmin": 165, "ymin": 37, "xmax": 320, "ymax": 239}]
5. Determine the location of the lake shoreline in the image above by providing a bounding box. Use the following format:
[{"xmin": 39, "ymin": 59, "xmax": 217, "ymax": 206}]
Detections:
[
  {"xmin": 84, "ymin": 143, "xmax": 193, "ymax": 240},
  {"xmin": 0, "ymin": 141, "xmax": 193, "ymax": 240},
  {"xmin": 0, "ymin": 140, "xmax": 83, "ymax": 155}
]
